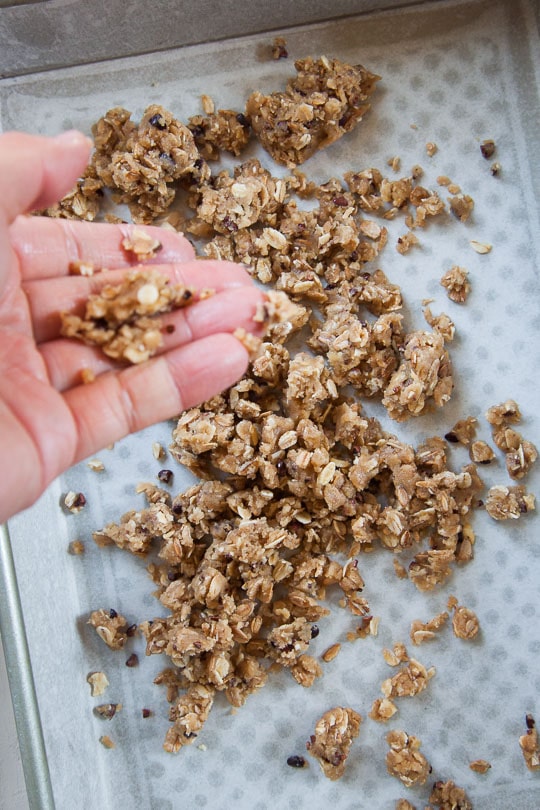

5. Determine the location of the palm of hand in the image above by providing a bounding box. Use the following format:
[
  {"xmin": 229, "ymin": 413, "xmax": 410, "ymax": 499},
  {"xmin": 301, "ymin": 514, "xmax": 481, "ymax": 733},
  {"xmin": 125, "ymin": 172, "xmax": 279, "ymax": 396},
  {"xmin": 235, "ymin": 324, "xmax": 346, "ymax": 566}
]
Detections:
[{"xmin": 0, "ymin": 132, "xmax": 263, "ymax": 523}]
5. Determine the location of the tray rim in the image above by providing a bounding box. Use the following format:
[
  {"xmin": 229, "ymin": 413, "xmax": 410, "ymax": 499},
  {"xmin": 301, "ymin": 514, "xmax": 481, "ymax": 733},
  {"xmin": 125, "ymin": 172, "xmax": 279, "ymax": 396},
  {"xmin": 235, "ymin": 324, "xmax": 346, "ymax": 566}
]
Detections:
[
  {"xmin": 0, "ymin": 522, "xmax": 55, "ymax": 810},
  {"xmin": 0, "ymin": 1, "xmax": 539, "ymax": 807}
]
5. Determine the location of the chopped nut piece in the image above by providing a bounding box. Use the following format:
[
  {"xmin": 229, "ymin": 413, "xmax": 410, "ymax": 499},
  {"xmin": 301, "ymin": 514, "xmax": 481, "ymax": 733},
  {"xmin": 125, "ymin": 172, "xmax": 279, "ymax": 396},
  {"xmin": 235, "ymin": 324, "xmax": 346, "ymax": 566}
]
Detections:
[
  {"xmin": 88, "ymin": 608, "xmax": 129, "ymax": 650},
  {"xmin": 80, "ymin": 367, "xmax": 96, "ymax": 384},
  {"xmin": 505, "ymin": 436, "xmax": 538, "ymax": 480},
  {"xmin": 67, "ymin": 539, "xmax": 85, "ymax": 555},
  {"xmin": 152, "ymin": 442, "xmax": 166, "ymax": 460},
  {"xmin": 440, "ymin": 266, "xmax": 471, "ymax": 303},
  {"xmin": 396, "ymin": 231, "xmax": 419, "ymax": 254},
  {"xmin": 369, "ymin": 697, "xmax": 398, "ymax": 722},
  {"xmin": 322, "ymin": 643, "xmax": 341, "ymax": 662},
  {"xmin": 410, "ymin": 611, "xmax": 449, "ymax": 645},
  {"xmin": 306, "ymin": 707, "xmax": 362, "ymax": 780},
  {"xmin": 470, "ymin": 240, "xmax": 492, "ymax": 254},
  {"xmin": 382, "ymin": 642, "xmax": 409, "ymax": 667},
  {"xmin": 485, "ymin": 484, "xmax": 535, "ymax": 520},
  {"xmin": 469, "ymin": 758, "xmax": 491, "ymax": 773},
  {"xmin": 125, "ymin": 653, "xmax": 139, "ymax": 667},
  {"xmin": 490, "ymin": 161, "xmax": 501, "ymax": 176},
  {"xmin": 69, "ymin": 260, "xmax": 95, "ymax": 276},
  {"xmin": 451, "ymin": 604, "xmax": 480, "ymax": 640},
  {"xmin": 386, "ymin": 729, "xmax": 431, "ymax": 787},
  {"xmin": 99, "ymin": 735, "xmax": 115, "ymax": 749},
  {"xmin": 426, "ymin": 142, "xmax": 438, "ymax": 157},
  {"xmin": 87, "ymin": 671, "xmax": 109, "ymax": 697},
  {"xmin": 271, "ymin": 36, "xmax": 288, "ymax": 60},
  {"xmin": 520, "ymin": 714, "xmax": 540, "ymax": 770},
  {"xmin": 142, "ymin": 708, "xmax": 153, "ymax": 718},
  {"xmin": 470, "ymin": 440, "xmax": 495, "ymax": 464},
  {"xmin": 94, "ymin": 703, "xmax": 122, "ymax": 720},
  {"xmin": 87, "ymin": 458, "xmax": 105, "ymax": 472},
  {"xmin": 122, "ymin": 228, "xmax": 162, "ymax": 261},
  {"xmin": 449, "ymin": 194, "xmax": 474, "ymax": 222},
  {"xmin": 64, "ymin": 491, "xmax": 87, "ymax": 513},
  {"xmin": 444, "ymin": 416, "xmax": 477, "ymax": 446},
  {"xmin": 201, "ymin": 94, "xmax": 215, "ymax": 115}
]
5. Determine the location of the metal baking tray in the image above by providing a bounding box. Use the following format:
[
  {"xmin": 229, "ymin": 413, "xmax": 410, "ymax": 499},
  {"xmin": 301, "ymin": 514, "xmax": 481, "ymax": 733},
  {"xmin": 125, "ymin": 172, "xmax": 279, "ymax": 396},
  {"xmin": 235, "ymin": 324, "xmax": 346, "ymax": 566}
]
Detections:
[{"xmin": 1, "ymin": 1, "xmax": 539, "ymax": 807}]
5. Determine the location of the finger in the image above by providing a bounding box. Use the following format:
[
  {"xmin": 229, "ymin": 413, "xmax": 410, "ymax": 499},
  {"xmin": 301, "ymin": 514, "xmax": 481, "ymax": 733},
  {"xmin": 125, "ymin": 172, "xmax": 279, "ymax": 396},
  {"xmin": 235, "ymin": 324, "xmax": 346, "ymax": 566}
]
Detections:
[
  {"xmin": 0, "ymin": 131, "xmax": 92, "ymax": 225},
  {"xmin": 64, "ymin": 333, "xmax": 249, "ymax": 463},
  {"xmin": 10, "ymin": 217, "xmax": 196, "ymax": 281},
  {"xmin": 40, "ymin": 286, "xmax": 266, "ymax": 391},
  {"xmin": 26, "ymin": 259, "xmax": 257, "ymax": 343}
]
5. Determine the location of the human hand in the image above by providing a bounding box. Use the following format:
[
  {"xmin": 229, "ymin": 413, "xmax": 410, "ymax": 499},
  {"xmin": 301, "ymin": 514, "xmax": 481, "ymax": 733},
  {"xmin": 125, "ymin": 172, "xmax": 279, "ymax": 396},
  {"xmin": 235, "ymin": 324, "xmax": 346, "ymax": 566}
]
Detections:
[{"xmin": 0, "ymin": 131, "xmax": 265, "ymax": 523}]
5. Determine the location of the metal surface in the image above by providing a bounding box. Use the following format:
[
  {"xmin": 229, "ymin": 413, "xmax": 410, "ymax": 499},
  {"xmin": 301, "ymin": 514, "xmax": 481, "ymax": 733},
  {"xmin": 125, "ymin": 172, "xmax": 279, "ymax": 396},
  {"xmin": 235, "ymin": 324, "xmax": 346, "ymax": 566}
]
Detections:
[
  {"xmin": 0, "ymin": 0, "xmax": 443, "ymax": 78},
  {"xmin": 0, "ymin": 524, "xmax": 54, "ymax": 810}
]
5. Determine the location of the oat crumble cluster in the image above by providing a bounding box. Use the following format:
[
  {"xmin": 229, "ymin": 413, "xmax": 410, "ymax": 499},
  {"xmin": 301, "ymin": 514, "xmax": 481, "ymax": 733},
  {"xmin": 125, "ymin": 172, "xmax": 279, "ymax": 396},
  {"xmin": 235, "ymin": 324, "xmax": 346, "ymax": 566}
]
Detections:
[
  {"xmin": 60, "ymin": 269, "xmax": 200, "ymax": 364},
  {"xmin": 519, "ymin": 714, "xmax": 540, "ymax": 771},
  {"xmin": 385, "ymin": 729, "xmax": 431, "ymax": 787},
  {"xmin": 306, "ymin": 706, "xmax": 362, "ymax": 780},
  {"xmin": 88, "ymin": 608, "xmax": 129, "ymax": 650},
  {"xmin": 50, "ymin": 50, "xmax": 537, "ymax": 801}
]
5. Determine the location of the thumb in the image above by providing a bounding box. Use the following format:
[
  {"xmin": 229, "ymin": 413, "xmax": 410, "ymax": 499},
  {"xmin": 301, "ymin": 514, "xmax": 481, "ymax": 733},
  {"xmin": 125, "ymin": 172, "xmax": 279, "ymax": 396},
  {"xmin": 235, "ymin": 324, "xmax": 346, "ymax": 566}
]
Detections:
[{"xmin": 0, "ymin": 130, "xmax": 92, "ymax": 225}]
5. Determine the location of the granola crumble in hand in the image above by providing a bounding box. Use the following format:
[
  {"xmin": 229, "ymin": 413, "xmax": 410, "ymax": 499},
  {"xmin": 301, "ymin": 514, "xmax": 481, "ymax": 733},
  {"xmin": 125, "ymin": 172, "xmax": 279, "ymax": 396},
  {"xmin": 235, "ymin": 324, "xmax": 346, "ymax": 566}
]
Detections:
[{"xmin": 0, "ymin": 131, "xmax": 268, "ymax": 523}]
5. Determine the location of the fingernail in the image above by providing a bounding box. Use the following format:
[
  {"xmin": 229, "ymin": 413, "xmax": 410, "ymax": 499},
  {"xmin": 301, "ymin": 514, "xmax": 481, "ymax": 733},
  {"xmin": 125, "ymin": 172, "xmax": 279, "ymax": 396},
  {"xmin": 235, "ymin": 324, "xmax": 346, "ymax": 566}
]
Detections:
[{"xmin": 53, "ymin": 129, "xmax": 93, "ymax": 149}]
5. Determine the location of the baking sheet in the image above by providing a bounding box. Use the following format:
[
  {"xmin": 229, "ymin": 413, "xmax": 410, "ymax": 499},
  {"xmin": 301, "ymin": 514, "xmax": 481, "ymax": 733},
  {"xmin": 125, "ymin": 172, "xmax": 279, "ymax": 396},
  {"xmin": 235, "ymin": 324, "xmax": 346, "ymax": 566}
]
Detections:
[{"xmin": 2, "ymin": 0, "xmax": 540, "ymax": 807}]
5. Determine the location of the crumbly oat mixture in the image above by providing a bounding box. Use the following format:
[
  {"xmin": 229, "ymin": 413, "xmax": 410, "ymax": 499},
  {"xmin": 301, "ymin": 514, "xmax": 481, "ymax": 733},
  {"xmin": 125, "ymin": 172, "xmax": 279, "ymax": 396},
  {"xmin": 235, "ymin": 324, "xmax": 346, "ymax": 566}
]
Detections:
[
  {"xmin": 385, "ymin": 729, "xmax": 431, "ymax": 787},
  {"xmin": 306, "ymin": 706, "xmax": 362, "ymax": 780},
  {"xmin": 444, "ymin": 417, "xmax": 477, "ymax": 446},
  {"xmin": 410, "ymin": 611, "xmax": 449, "ymax": 645},
  {"xmin": 469, "ymin": 440, "xmax": 495, "ymax": 465},
  {"xmin": 486, "ymin": 399, "xmax": 538, "ymax": 480},
  {"xmin": 246, "ymin": 56, "xmax": 379, "ymax": 166},
  {"xmin": 60, "ymin": 269, "xmax": 199, "ymax": 364},
  {"xmin": 48, "ymin": 49, "xmax": 537, "ymax": 801},
  {"xmin": 429, "ymin": 779, "xmax": 472, "ymax": 809},
  {"xmin": 189, "ymin": 109, "xmax": 251, "ymax": 162},
  {"xmin": 440, "ymin": 266, "xmax": 471, "ymax": 303},
  {"xmin": 485, "ymin": 484, "xmax": 535, "ymax": 521},
  {"xmin": 449, "ymin": 600, "xmax": 480, "ymax": 640},
  {"xmin": 369, "ymin": 697, "xmax": 398, "ymax": 723},
  {"xmin": 381, "ymin": 657, "xmax": 435, "ymax": 699}
]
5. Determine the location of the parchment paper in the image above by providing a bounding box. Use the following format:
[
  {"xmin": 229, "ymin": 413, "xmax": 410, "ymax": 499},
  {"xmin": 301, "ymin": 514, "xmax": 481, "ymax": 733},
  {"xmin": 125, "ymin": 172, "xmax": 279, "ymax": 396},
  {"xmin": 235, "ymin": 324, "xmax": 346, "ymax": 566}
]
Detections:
[{"xmin": 2, "ymin": 1, "xmax": 540, "ymax": 808}]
